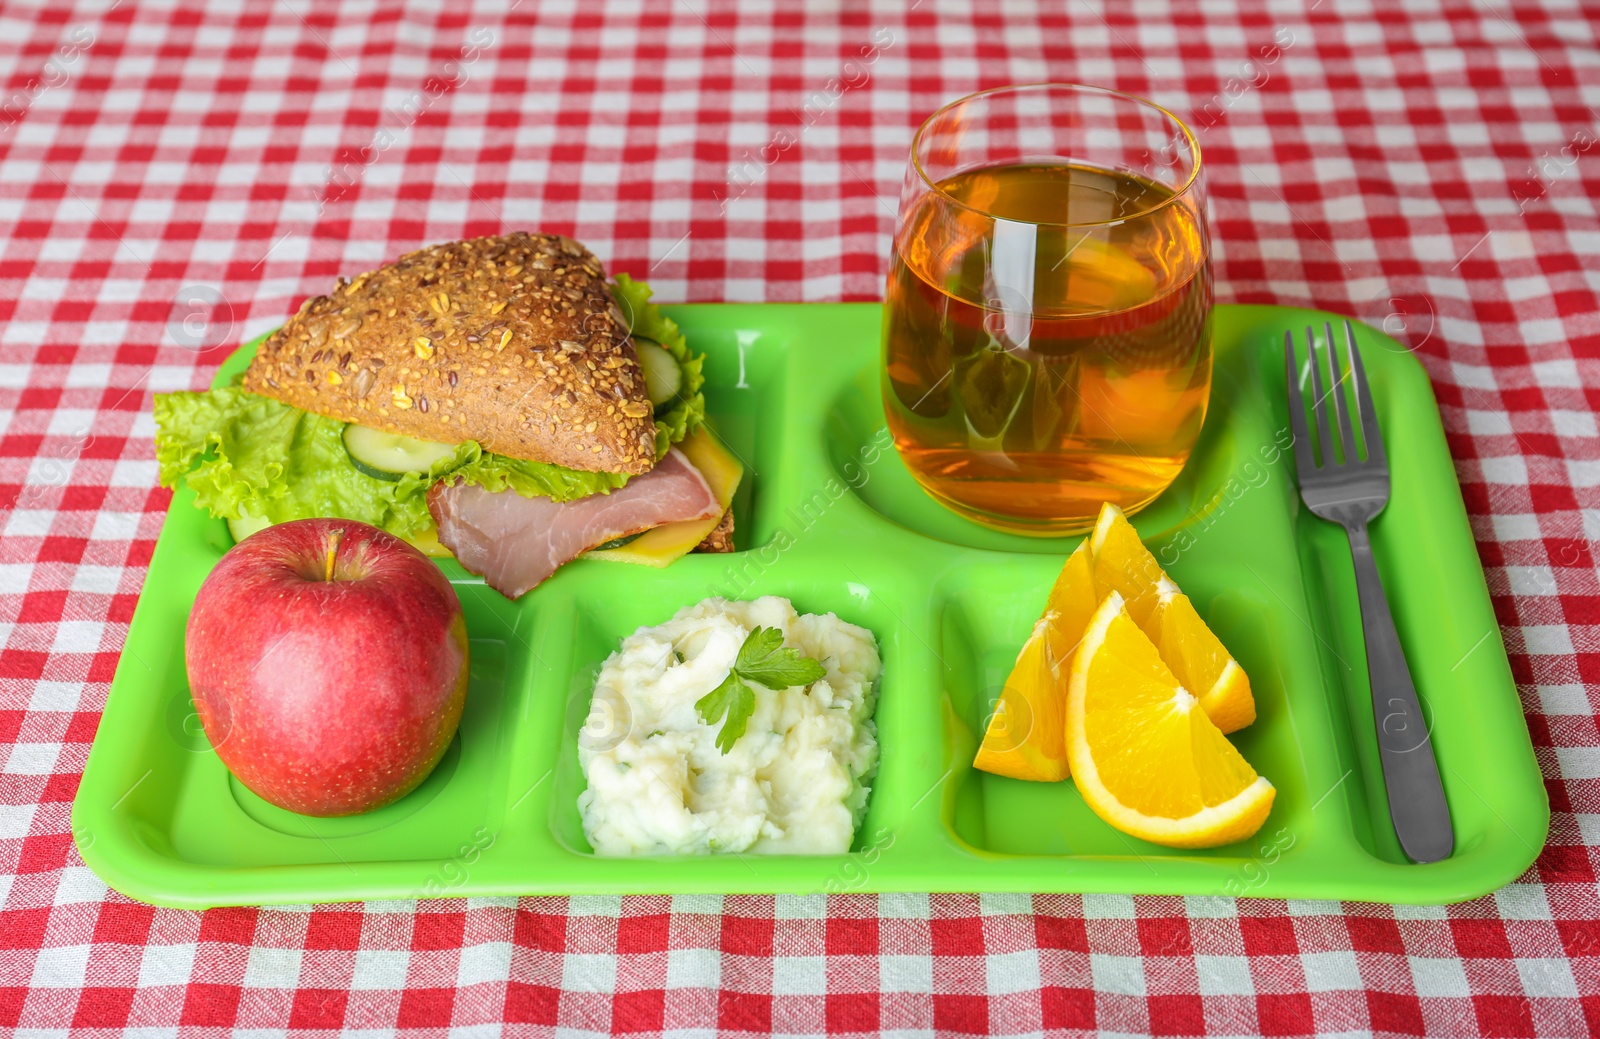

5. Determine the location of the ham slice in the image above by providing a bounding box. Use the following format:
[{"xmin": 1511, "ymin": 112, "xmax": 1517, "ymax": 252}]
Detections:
[{"xmin": 429, "ymin": 447, "xmax": 723, "ymax": 598}]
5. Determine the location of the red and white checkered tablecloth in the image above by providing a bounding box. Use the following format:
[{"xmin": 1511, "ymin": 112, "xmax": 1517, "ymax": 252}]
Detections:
[{"xmin": 1, "ymin": 0, "xmax": 1597, "ymax": 1034}]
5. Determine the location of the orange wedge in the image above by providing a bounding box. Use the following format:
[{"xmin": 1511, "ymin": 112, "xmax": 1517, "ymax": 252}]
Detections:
[
  {"xmin": 1066, "ymin": 591, "xmax": 1275, "ymax": 848},
  {"xmin": 1088, "ymin": 503, "xmax": 1169, "ymax": 628},
  {"xmin": 1089, "ymin": 503, "xmax": 1255, "ymax": 733},
  {"xmin": 1043, "ymin": 538, "xmax": 1099, "ymax": 652},
  {"xmin": 1153, "ymin": 586, "xmax": 1255, "ymax": 732},
  {"xmin": 973, "ymin": 541, "xmax": 1095, "ymax": 780},
  {"xmin": 972, "ymin": 612, "xmax": 1072, "ymax": 781}
]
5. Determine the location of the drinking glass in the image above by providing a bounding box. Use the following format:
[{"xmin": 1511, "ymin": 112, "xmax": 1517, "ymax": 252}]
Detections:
[{"xmin": 881, "ymin": 83, "xmax": 1211, "ymax": 536}]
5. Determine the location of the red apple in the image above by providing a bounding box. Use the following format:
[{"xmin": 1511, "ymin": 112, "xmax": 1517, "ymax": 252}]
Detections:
[{"xmin": 185, "ymin": 518, "xmax": 469, "ymax": 816}]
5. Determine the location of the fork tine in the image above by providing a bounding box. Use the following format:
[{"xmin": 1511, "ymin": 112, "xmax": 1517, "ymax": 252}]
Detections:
[
  {"xmin": 1345, "ymin": 320, "xmax": 1387, "ymax": 468},
  {"xmin": 1305, "ymin": 325, "xmax": 1332, "ymax": 467},
  {"xmin": 1325, "ymin": 320, "xmax": 1357, "ymax": 465},
  {"xmin": 1285, "ymin": 330, "xmax": 1316, "ymax": 473}
]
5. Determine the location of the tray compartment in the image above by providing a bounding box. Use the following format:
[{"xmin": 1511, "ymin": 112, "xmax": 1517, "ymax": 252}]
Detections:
[
  {"xmin": 540, "ymin": 556, "xmax": 946, "ymax": 859},
  {"xmin": 1263, "ymin": 321, "xmax": 1524, "ymax": 869},
  {"xmin": 933, "ymin": 551, "xmax": 1316, "ymax": 863},
  {"xmin": 158, "ymin": 584, "xmax": 520, "ymax": 869},
  {"xmin": 667, "ymin": 309, "xmax": 797, "ymax": 554},
  {"xmin": 72, "ymin": 508, "xmax": 525, "ymax": 896}
]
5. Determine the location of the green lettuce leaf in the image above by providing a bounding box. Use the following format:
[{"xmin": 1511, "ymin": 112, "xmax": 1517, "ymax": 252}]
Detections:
[
  {"xmin": 612, "ymin": 272, "xmax": 706, "ymax": 456},
  {"xmin": 449, "ymin": 445, "xmax": 629, "ymax": 501},
  {"xmin": 154, "ymin": 388, "xmax": 626, "ymax": 538},
  {"xmin": 154, "ymin": 387, "xmax": 422, "ymax": 534}
]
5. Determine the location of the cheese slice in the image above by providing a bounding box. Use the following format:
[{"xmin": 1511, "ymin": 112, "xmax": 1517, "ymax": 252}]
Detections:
[
  {"xmin": 402, "ymin": 522, "xmax": 454, "ymax": 559},
  {"xmin": 584, "ymin": 426, "xmax": 744, "ymax": 567}
]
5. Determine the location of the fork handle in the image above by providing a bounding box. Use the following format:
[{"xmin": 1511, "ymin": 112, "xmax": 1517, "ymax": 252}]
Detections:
[{"xmin": 1346, "ymin": 520, "xmax": 1454, "ymax": 863}]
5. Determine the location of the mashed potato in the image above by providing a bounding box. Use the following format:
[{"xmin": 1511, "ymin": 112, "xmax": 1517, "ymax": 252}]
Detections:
[{"xmin": 577, "ymin": 596, "xmax": 881, "ymax": 856}]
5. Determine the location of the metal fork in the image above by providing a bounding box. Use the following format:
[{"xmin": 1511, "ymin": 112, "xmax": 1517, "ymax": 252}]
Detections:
[{"xmin": 1285, "ymin": 321, "xmax": 1453, "ymax": 864}]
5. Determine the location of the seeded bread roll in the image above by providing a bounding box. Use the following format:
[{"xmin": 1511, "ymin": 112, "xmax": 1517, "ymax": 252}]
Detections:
[
  {"xmin": 241, "ymin": 232, "xmax": 658, "ymax": 475},
  {"xmin": 694, "ymin": 508, "xmax": 735, "ymax": 553}
]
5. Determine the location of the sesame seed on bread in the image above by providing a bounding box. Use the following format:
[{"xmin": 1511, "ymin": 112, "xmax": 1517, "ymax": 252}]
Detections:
[{"xmin": 241, "ymin": 232, "xmax": 658, "ymax": 475}]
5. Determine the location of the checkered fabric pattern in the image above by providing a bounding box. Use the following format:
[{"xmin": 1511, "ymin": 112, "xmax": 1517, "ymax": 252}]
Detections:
[{"xmin": 1, "ymin": 0, "xmax": 1597, "ymax": 1034}]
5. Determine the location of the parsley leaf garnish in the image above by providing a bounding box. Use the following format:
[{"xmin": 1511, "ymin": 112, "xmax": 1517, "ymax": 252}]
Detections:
[
  {"xmin": 694, "ymin": 678, "xmax": 753, "ymax": 755},
  {"xmin": 734, "ymin": 626, "xmax": 832, "ymax": 689},
  {"xmin": 694, "ymin": 626, "xmax": 828, "ymax": 754}
]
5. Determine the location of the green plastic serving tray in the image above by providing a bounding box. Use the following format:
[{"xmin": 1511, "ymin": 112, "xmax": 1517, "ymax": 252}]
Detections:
[{"xmin": 73, "ymin": 303, "xmax": 1547, "ymax": 908}]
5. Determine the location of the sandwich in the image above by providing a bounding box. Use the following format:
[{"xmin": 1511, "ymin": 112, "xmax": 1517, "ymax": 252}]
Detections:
[{"xmin": 155, "ymin": 231, "xmax": 741, "ymax": 598}]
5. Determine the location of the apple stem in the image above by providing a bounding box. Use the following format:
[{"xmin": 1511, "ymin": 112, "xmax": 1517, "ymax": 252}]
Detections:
[{"xmin": 325, "ymin": 528, "xmax": 345, "ymax": 582}]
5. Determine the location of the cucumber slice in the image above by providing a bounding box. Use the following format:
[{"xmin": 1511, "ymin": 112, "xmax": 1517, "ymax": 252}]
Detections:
[
  {"xmin": 633, "ymin": 338, "xmax": 683, "ymax": 408},
  {"xmin": 342, "ymin": 424, "xmax": 458, "ymax": 481},
  {"xmin": 590, "ymin": 531, "xmax": 645, "ymax": 551},
  {"xmin": 227, "ymin": 511, "xmax": 272, "ymax": 544}
]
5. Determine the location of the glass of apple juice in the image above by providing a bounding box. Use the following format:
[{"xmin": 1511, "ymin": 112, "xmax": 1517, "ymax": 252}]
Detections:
[{"xmin": 882, "ymin": 83, "xmax": 1212, "ymax": 535}]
